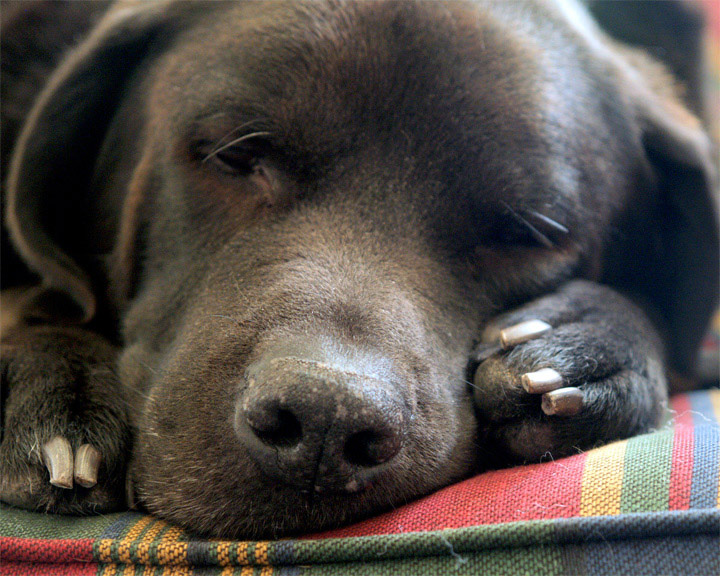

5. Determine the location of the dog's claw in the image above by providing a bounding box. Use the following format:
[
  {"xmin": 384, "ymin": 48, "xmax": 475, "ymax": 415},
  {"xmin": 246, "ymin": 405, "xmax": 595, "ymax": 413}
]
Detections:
[
  {"xmin": 476, "ymin": 319, "xmax": 552, "ymax": 363},
  {"xmin": 541, "ymin": 387, "xmax": 583, "ymax": 416},
  {"xmin": 521, "ymin": 368, "xmax": 563, "ymax": 394},
  {"xmin": 42, "ymin": 436, "xmax": 74, "ymax": 489},
  {"xmin": 499, "ymin": 320, "xmax": 552, "ymax": 348},
  {"xmin": 74, "ymin": 444, "xmax": 102, "ymax": 488}
]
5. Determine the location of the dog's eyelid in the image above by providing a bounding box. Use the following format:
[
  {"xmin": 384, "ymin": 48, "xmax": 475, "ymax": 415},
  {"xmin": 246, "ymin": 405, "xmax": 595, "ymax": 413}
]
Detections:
[
  {"xmin": 494, "ymin": 202, "xmax": 570, "ymax": 249},
  {"xmin": 193, "ymin": 132, "xmax": 275, "ymax": 177},
  {"xmin": 200, "ymin": 131, "xmax": 273, "ymax": 164}
]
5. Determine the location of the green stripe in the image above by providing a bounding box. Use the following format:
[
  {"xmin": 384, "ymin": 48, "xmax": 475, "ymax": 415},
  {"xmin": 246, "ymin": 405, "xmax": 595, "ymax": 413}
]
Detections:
[
  {"xmin": 620, "ymin": 430, "xmax": 673, "ymax": 513},
  {"xmin": 128, "ymin": 518, "xmax": 159, "ymax": 559},
  {"xmin": 296, "ymin": 545, "xmax": 564, "ymax": 575},
  {"xmin": 207, "ymin": 540, "xmax": 219, "ymax": 565},
  {"xmin": 229, "ymin": 541, "xmax": 239, "ymax": 565},
  {"xmin": 246, "ymin": 541, "xmax": 256, "ymax": 563},
  {"xmin": 146, "ymin": 524, "xmax": 172, "ymax": 564},
  {"xmin": 0, "ymin": 505, "xmax": 117, "ymax": 539},
  {"xmin": 289, "ymin": 521, "xmax": 557, "ymax": 565}
]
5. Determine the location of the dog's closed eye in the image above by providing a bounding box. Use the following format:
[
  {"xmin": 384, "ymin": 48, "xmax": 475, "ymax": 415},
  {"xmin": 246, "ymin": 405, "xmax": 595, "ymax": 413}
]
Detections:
[
  {"xmin": 199, "ymin": 131, "xmax": 272, "ymax": 177},
  {"xmin": 488, "ymin": 202, "xmax": 570, "ymax": 250}
]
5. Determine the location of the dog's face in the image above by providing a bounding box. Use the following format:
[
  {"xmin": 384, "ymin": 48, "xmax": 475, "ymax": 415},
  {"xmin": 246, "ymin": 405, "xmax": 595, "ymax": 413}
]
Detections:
[
  {"xmin": 115, "ymin": 0, "xmax": 601, "ymax": 537},
  {"xmin": 6, "ymin": 0, "xmax": 717, "ymax": 538}
]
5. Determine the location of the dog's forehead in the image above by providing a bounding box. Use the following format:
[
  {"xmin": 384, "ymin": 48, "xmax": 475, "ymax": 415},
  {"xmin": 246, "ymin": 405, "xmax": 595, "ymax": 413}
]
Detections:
[
  {"xmin": 160, "ymin": 1, "xmax": 537, "ymax": 130},
  {"xmin": 150, "ymin": 0, "xmax": 600, "ymax": 205}
]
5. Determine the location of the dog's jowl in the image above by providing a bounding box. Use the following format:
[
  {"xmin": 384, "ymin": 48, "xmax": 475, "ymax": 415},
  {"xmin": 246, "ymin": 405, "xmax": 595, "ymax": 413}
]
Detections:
[{"xmin": 1, "ymin": 0, "xmax": 717, "ymax": 538}]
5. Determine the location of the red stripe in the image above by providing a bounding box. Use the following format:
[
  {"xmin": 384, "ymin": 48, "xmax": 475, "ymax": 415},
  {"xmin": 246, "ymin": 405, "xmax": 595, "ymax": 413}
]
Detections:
[
  {"xmin": 0, "ymin": 537, "xmax": 94, "ymax": 564},
  {"xmin": 671, "ymin": 394, "xmax": 696, "ymax": 428},
  {"xmin": 668, "ymin": 395, "xmax": 694, "ymax": 510},
  {"xmin": 701, "ymin": 0, "xmax": 720, "ymax": 40},
  {"xmin": 0, "ymin": 562, "xmax": 97, "ymax": 576},
  {"xmin": 309, "ymin": 451, "xmax": 587, "ymax": 539}
]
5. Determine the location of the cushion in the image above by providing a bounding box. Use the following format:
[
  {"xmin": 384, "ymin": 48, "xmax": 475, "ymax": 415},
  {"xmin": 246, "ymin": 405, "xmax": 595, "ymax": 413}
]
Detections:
[{"xmin": 2, "ymin": 389, "xmax": 719, "ymax": 575}]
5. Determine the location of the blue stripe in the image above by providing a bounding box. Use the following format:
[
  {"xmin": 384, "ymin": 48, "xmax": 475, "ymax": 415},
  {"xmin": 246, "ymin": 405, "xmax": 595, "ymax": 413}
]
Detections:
[
  {"xmin": 99, "ymin": 511, "xmax": 146, "ymax": 539},
  {"xmin": 689, "ymin": 394, "xmax": 720, "ymax": 509},
  {"xmin": 688, "ymin": 392, "xmax": 720, "ymax": 428}
]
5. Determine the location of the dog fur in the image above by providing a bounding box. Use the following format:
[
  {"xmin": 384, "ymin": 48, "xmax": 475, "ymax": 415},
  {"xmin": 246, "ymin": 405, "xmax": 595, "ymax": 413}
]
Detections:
[{"xmin": 1, "ymin": 0, "xmax": 718, "ymax": 538}]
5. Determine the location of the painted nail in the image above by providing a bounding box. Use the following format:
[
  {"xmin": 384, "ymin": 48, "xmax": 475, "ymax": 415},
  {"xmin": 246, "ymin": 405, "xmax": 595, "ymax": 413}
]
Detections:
[
  {"xmin": 521, "ymin": 368, "xmax": 563, "ymax": 394},
  {"xmin": 541, "ymin": 387, "xmax": 584, "ymax": 416},
  {"xmin": 42, "ymin": 436, "xmax": 74, "ymax": 489},
  {"xmin": 499, "ymin": 320, "xmax": 552, "ymax": 348},
  {"xmin": 74, "ymin": 444, "xmax": 102, "ymax": 488}
]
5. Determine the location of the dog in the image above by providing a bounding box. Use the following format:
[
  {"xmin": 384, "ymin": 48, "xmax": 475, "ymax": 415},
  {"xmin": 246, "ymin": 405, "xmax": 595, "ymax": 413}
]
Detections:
[{"xmin": 1, "ymin": 0, "xmax": 717, "ymax": 539}]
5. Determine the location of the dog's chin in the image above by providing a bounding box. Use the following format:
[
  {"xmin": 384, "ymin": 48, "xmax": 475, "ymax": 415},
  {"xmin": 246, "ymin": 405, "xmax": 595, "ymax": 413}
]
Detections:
[
  {"xmin": 128, "ymin": 408, "xmax": 478, "ymax": 539},
  {"xmin": 130, "ymin": 459, "xmax": 423, "ymax": 539}
]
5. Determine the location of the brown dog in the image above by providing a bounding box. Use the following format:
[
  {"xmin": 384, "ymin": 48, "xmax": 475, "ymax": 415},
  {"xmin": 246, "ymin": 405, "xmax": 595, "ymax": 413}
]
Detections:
[{"xmin": 1, "ymin": 0, "xmax": 717, "ymax": 538}]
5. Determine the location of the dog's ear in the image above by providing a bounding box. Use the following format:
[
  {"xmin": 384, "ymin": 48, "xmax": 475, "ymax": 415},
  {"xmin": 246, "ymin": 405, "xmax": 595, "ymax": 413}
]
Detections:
[
  {"xmin": 4, "ymin": 1, "xmax": 176, "ymax": 324},
  {"xmin": 600, "ymin": 42, "xmax": 719, "ymax": 382}
]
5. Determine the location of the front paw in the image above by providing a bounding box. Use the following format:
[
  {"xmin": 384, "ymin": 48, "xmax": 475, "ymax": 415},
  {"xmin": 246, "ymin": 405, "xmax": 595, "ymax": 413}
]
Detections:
[
  {"xmin": 472, "ymin": 280, "xmax": 667, "ymax": 464},
  {"xmin": 1, "ymin": 326, "xmax": 129, "ymax": 513}
]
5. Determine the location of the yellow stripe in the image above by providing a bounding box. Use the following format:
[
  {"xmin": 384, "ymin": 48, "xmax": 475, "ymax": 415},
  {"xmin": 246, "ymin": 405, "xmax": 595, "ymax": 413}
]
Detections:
[
  {"xmin": 715, "ymin": 391, "xmax": 720, "ymax": 507},
  {"xmin": 260, "ymin": 567, "xmax": 275, "ymax": 576},
  {"xmin": 256, "ymin": 541, "xmax": 269, "ymax": 565},
  {"xmin": 135, "ymin": 519, "xmax": 171, "ymax": 565},
  {"xmin": 216, "ymin": 542, "xmax": 232, "ymax": 566},
  {"xmin": 710, "ymin": 389, "xmax": 720, "ymax": 425},
  {"xmin": 580, "ymin": 440, "xmax": 627, "ymax": 516},
  {"xmin": 117, "ymin": 516, "xmax": 155, "ymax": 563},
  {"xmin": 236, "ymin": 542, "xmax": 249, "ymax": 565},
  {"xmin": 102, "ymin": 564, "xmax": 117, "ymax": 576},
  {"xmin": 241, "ymin": 567, "xmax": 255, "ymax": 576},
  {"xmin": 97, "ymin": 539, "xmax": 113, "ymax": 564},
  {"xmin": 161, "ymin": 567, "xmax": 191, "ymax": 576},
  {"xmin": 220, "ymin": 567, "xmax": 236, "ymax": 576},
  {"xmin": 156, "ymin": 526, "xmax": 188, "ymax": 565}
]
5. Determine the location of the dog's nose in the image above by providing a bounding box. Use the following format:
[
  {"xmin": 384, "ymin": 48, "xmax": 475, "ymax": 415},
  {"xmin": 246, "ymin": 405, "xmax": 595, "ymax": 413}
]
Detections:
[{"xmin": 235, "ymin": 355, "xmax": 406, "ymax": 493}]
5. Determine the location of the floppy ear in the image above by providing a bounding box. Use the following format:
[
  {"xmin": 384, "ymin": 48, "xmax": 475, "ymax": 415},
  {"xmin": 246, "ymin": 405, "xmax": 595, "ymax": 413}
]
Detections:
[
  {"xmin": 5, "ymin": 1, "xmax": 174, "ymax": 324},
  {"xmin": 600, "ymin": 48, "xmax": 719, "ymax": 383}
]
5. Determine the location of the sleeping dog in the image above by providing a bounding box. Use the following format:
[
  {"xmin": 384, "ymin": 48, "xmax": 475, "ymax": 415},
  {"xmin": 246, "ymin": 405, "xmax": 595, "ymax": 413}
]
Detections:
[{"xmin": 1, "ymin": 0, "xmax": 718, "ymax": 538}]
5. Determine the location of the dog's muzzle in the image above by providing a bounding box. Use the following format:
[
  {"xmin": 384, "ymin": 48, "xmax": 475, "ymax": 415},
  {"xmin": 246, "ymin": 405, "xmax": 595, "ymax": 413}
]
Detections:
[{"xmin": 235, "ymin": 340, "xmax": 409, "ymax": 494}]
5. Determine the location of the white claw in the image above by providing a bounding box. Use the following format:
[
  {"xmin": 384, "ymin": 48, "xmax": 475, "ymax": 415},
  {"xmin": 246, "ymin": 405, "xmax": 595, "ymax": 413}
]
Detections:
[
  {"xmin": 541, "ymin": 387, "xmax": 584, "ymax": 416},
  {"xmin": 74, "ymin": 444, "xmax": 101, "ymax": 488},
  {"xmin": 522, "ymin": 368, "xmax": 563, "ymax": 394},
  {"xmin": 499, "ymin": 320, "xmax": 552, "ymax": 348},
  {"xmin": 42, "ymin": 436, "xmax": 74, "ymax": 489}
]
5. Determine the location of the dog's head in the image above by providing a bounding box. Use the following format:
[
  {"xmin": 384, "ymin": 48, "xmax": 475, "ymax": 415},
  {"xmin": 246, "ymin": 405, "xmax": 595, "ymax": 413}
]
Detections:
[{"xmin": 6, "ymin": 0, "xmax": 718, "ymax": 537}]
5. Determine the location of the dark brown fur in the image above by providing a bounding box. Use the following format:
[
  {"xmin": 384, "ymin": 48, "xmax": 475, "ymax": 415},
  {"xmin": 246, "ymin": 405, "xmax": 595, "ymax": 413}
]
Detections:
[{"xmin": 1, "ymin": 0, "xmax": 717, "ymax": 538}]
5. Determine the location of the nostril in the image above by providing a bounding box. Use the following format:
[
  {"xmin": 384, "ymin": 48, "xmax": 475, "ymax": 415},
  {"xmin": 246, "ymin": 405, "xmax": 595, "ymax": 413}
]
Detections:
[
  {"xmin": 344, "ymin": 429, "xmax": 401, "ymax": 467},
  {"xmin": 247, "ymin": 407, "xmax": 303, "ymax": 448}
]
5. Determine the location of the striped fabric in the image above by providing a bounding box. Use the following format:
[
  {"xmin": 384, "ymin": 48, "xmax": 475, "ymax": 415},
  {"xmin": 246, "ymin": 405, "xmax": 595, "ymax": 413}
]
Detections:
[{"xmin": 2, "ymin": 390, "xmax": 719, "ymax": 575}]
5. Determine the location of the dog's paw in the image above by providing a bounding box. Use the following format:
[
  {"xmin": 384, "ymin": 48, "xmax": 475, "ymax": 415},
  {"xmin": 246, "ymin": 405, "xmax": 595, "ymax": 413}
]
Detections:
[
  {"xmin": 472, "ymin": 280, "xmax": 667, "ymax": 464},
  {"xmin": 0, "ymin": 326, "xmax": 129, "ymax": 513}
]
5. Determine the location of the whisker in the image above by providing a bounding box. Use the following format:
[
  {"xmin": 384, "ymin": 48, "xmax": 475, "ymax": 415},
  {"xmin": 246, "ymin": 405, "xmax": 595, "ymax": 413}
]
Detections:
[
  {"xmin": 208, "ymin": 118, "xmax": 264, "ymax": 153},
  {"xmin": 528, "ymin": 210, "xmax": 569, "ymax": 235},
  {"xmin": 501, "ymin": 201, "xmax": 554, "ymax": 248},
  {"xmin": 202, "ymin": 131, "xmax": 273, "ymax": 163}
]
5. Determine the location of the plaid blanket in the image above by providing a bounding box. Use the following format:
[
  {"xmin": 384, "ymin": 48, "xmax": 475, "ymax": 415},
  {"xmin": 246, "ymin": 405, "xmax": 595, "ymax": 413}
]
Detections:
[{"xmin": 2, "ymin": 389, "xmax": 719, "ymax": 575}]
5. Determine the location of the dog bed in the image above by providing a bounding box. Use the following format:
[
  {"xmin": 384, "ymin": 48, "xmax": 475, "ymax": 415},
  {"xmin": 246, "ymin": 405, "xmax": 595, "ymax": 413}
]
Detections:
[
  {"xmin": 2, "ymin": 2, "xmax": 720, "ymax": 573},
  {"xmin": 2, "ymin": 388, "xmax": 718, "ymax": 575}
]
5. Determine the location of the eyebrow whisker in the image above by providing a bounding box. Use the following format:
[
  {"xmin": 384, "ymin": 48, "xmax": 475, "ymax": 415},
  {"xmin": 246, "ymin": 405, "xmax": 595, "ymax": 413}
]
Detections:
[
  {"xmin": 202, "ymin": 131, "xmax": 273, "ymax": 163},
  {"xmin": 209, "ymin": 118, "xmax": 264, "ymax": 153},
  {"xmin": 528, "ymin": 210, "xmax": 569, "ymax": 235},
  {"xmin": 501, "ymin": 201, "xmax": 554, "ymax": 248}
]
